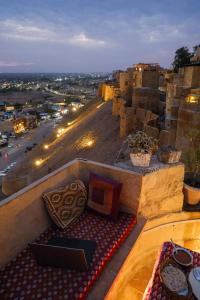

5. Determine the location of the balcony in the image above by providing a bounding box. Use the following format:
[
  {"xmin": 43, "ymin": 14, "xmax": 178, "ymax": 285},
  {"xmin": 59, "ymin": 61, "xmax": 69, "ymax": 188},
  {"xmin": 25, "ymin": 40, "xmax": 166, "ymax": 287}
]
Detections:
[{"xmin": 1, "ymin": 158, "xmax": 199, "ymax": 299}]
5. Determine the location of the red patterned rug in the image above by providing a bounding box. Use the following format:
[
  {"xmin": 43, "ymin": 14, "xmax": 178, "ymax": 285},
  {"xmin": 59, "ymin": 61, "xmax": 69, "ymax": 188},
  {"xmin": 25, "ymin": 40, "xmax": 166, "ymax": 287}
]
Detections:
[{"xmin": 0, "ymin": 210, "xmax": 136, "ymax": 300}]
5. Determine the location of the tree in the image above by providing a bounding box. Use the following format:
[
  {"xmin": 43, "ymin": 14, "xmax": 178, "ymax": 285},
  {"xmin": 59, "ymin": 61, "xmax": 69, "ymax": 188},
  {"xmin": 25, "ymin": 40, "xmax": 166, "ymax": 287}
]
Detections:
[
  {"xmin": 172, "ymin": 47, "xmax": 192, "ymax": 72},
  {"xmin": 193, "ymin": 44, "xmax": 200, "ymax": 52}
]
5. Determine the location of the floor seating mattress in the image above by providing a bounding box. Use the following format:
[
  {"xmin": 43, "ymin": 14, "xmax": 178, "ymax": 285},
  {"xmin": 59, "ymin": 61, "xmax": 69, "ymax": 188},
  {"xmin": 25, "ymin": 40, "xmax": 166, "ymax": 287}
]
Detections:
[{"xmin": 0, "ymin": 210, "xmax": 136, "ymax": 300}]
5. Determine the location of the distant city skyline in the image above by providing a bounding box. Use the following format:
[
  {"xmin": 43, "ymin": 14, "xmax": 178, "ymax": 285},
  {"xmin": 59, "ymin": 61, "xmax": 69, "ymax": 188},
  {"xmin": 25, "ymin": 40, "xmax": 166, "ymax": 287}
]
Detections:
[{"xmin": 0, "ymin": 0, "xmax": 199, "ymax": 72}]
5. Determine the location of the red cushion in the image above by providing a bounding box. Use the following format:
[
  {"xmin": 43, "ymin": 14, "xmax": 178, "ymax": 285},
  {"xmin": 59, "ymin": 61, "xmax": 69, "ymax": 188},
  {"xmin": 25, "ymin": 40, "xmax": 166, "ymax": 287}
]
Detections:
[{"xmin": 87, "ymin": 173, "xmax": 122, "ymax": 219}]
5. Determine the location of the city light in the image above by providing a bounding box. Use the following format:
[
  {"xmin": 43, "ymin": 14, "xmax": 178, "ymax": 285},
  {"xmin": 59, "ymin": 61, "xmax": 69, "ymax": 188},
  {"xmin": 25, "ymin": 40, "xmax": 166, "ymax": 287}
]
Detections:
[
  {"xmin": 87, "ymin": 140, "xmax": 94, "ymax": 147},
  {"xmin": 57, "ymin": 128, "xmax": 64, "ymax": 134},
  {"xmin": 97, "ymin": 103, "xmax": 105, "ymax": 109},
  {"xmin": 57, "ymin": 133, "xmax": 61, "ymax": 138},
  {"xmin": 186, "ymin": 95, "xmax": 199, "ymax": 104},
  {"xmin": 67, "ymin": 121, "xmax": 74, "ymax": 126},
  {"xmin": 35, "ymin": 159, "xmax": 43, "ymax": 166},
  {"xmin": 44, "ymin": 144, "xmax": 49, "ymax": 150},
  {"xmin": 72, "ymin": 107, "xmax": 77, "ymax": 112}
]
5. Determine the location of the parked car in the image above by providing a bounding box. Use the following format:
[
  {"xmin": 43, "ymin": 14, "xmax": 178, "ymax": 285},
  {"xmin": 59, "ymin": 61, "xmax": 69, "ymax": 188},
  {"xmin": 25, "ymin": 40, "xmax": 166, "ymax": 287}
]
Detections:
[
  {"xmin": 0, "ymin": 172, "xmax": 7, "ymax": 177},
  {"xmin": 26, "ymin": 146, "xmax": 32, "ymax": 151}
]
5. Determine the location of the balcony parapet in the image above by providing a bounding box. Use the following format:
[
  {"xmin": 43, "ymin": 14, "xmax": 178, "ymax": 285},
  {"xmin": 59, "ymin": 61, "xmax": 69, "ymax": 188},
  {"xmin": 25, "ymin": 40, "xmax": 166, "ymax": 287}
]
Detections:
[{"xmin": 0, "ymin": 158, "xmax": 184, "ymax": 267}]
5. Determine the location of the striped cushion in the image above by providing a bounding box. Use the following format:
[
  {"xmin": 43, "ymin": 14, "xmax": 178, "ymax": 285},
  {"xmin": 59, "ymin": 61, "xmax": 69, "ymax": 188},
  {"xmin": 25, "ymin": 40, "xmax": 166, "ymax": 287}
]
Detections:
[{"xmin": 43, "ymin": 180, "xmax": 87, "ymax": 229}]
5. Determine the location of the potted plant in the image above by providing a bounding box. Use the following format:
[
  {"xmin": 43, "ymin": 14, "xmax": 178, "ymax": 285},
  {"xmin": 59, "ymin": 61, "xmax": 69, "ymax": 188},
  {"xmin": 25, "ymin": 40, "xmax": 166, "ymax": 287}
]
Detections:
[
  {"xmin": 127, "ymin": 131, "xmax": 157, "ymax": 167},
  {"xmin": 157, "ymin": 145, "xmax": 182, "ymax": 164},
  {"xmin": 183, "ymin": 129, "xmax": 200, "ymax": 205}
]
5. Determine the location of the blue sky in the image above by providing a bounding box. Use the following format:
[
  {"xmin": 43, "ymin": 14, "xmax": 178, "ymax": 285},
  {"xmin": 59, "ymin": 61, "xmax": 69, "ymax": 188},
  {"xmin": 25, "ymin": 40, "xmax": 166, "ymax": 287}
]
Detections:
[{"xmin": 0, "ymin": 0, "xmax": 199, "ymax": 72}]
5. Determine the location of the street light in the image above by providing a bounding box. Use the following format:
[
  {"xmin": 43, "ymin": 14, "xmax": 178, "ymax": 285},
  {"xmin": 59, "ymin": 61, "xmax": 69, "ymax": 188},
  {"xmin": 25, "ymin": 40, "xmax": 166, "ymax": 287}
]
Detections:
[
  {"xmin": 44, "ymin": 144, "xmax": 49, "ymax": 150},
  {"xmin": 87, "ymin": 140, "xmax": 94, "ymax": 147},
  {"xmin": 35, "ymin": 159, "xmax": 43, "ymax": 166},
  {"xmin": 57, "ymin": 128, "xmax": 64, "ymax": 134}
]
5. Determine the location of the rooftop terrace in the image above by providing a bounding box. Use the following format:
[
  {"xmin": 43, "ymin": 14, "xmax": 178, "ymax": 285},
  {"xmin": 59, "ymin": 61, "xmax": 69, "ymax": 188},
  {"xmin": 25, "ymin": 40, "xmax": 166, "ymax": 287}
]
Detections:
[{"xmin": 0, "ymin": 158, "xmax": 200, "ymax": 299}]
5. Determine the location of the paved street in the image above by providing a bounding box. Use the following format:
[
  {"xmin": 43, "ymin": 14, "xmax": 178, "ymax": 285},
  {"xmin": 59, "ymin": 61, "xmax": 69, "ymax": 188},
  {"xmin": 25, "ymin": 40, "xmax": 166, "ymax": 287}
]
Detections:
[{"xmin": 0, "ymin": 120, "xmax": 54, "ymax": 171}]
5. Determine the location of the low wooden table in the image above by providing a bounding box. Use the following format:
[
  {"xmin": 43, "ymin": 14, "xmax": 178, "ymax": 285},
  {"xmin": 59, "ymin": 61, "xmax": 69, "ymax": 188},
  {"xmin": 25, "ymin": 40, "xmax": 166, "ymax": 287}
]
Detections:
[{"xmin": 143, "ymin": 241, "xmax": 200, "ymax": 299}]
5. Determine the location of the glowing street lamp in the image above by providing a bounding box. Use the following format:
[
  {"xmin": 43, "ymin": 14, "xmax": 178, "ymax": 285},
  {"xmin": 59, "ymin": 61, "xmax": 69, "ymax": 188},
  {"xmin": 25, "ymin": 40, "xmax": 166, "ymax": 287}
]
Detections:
[
  {"xmin": 44, "ymin": 144, "xmax": 49, "ymax": 150},
  {"xmin": 57, "ymin": 128, "xmax": 64, "ymax": 134},
  {"xmin": 87, "ymin": 140, "xmax": 94, "ymax": 147},
  {"xmin": 35, "ymin": 159, "xmax": 43, "ymax": 167}
]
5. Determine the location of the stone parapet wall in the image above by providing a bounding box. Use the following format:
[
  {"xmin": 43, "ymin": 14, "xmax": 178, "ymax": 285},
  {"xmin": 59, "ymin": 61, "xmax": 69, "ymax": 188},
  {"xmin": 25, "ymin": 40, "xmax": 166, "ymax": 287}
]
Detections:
[
  {"xmin": 112, "ymin": 97, "xmax": 125, "ymax": 116},
  {"xmin": 138, "ymin": 163, "xmax": 184, "ymax": 218},
  {"xmin": 120, "ymin": 106, "xmax": 159, "ymax": 138},
  {"xmin": 132, "ymin": 87, "xmax": 161, "ymax": 114},
  {"xmin": 120, "ymin": 107, "xmax": 137, "ymax": 137},
  {"xmin": 143, "ymin": 125, "xmax": 177, "ymax": 147},
  {"xmin": 0, "ymin": 159, "xmax": 79, "ymax": 267},
  {"xmin": 176, "ymin": 107, "xmax": 200, "ymax": 151},
  {"xmin": 0, "ymin": 158, "xmax": 185, "ymax": 267}
]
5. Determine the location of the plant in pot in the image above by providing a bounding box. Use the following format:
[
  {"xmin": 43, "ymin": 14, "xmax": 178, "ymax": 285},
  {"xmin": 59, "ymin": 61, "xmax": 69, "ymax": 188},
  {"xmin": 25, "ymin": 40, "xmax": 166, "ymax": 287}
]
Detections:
[
  {"xmin": 157, "ymin": 145, "xmax": 182, "ymax": 164},
  {"xmin": 127, "ymin": 131, "xmax": 157, "ymax": 167},
  {"xmin": 183, "ymin": 129, "xmax": 200, "ymax": 206}
]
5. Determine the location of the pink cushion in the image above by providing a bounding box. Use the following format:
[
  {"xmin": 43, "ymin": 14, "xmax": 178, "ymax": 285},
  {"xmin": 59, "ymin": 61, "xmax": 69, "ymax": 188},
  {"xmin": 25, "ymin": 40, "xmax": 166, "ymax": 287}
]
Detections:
[{"xmin": 87, "ymin": 173, "xmax": 122, "ymax": 219}]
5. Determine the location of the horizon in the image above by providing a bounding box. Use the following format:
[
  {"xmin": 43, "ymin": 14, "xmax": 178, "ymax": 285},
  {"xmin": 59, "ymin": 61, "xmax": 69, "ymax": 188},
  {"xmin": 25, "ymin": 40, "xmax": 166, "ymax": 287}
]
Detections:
[{"xmin": 0, "ymin": 0, "xmax": 199, "ymax": 73}]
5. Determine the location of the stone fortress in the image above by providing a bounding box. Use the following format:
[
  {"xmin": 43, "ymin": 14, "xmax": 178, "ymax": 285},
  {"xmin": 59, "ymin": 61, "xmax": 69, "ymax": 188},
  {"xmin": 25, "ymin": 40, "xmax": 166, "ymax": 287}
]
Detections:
[{"xmin": 98, "ymin": 47, "xmax": 200, "ymax": 153}]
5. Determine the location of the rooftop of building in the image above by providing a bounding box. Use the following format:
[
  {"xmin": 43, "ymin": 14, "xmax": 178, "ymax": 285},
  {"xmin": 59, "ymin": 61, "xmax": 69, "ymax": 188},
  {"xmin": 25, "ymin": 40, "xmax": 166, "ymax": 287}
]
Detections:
[{"xmin": 1, "ymin": 155, "xmax": 200, "ymax": 299}]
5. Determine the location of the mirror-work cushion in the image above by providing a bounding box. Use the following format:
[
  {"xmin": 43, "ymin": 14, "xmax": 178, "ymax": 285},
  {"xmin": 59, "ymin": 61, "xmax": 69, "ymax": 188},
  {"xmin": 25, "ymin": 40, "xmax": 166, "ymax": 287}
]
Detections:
[
  {"xmin": 87, "ymin": 173, "xmax": 122, "ymax": 220},
  {"xmin": 43, "ymin": 180, "xmax": 87, "ymax": 229}
]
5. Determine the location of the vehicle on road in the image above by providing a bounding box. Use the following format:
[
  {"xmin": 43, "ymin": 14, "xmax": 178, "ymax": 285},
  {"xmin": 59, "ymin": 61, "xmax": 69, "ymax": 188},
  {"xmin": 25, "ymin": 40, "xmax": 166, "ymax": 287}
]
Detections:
[
  {"xmin": 26, "ymin": 146, "xmax": 32, "ymax": 151},
  {"xmin": 0, "ymin": 172, "xmax": 7, "ymax": 176}
]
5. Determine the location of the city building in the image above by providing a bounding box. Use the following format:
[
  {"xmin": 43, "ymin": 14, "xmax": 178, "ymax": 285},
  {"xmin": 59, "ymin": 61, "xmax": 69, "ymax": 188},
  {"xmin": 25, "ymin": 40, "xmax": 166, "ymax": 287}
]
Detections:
[
  {"xmin": 165, "ymin": 47, "xmax": 200, "ymax": 152},
  {"xmin": 13, "ymin": 115, "xmax": 37, "ymax": 133}
]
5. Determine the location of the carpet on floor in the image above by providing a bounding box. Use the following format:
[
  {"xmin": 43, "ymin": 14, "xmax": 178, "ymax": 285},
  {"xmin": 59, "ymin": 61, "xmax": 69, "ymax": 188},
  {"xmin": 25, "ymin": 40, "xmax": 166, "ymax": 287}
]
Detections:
[{"xmin": 0, "ymin": 210, "xmax": 136, "ymax": 300}]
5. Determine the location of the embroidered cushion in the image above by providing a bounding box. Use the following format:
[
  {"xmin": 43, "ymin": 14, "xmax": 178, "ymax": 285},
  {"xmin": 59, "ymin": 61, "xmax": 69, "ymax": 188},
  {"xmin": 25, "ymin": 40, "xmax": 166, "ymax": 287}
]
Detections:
[
  {"xmin": 87, "ymin": 173, "xmax": 122, "ymax": 220},
  {"xmin": 43, "ymin": 180, "xmax": 87, "ymax": 229}
]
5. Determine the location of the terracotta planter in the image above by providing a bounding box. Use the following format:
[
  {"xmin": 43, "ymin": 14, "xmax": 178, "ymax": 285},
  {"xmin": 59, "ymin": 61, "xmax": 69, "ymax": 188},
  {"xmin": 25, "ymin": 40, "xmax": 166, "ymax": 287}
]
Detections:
[
  {"xmin": 183, "ymin": 173, "xmax": 200, "ymax": 205},
  {"xmin": 183, "ymin": 183, "xmax": 200, "ymax": 205},
  {"xmin": 157, "ymin": 149, "xmax": 181, "ymax": 164},
  {"xmin": 130, "ymin": 152, "xmax": 151, "ymax": 167}
]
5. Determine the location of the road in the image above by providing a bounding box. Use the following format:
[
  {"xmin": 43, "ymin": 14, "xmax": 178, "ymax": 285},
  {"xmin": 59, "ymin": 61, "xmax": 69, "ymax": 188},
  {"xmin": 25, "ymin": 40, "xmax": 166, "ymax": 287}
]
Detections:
[
  {"xmin": 0, "ymin": 120, "xmax": 55, "ymax": 172},
  {"xmin": 0, "ymin": 100, "xmax": 123, "ymax": 198}
]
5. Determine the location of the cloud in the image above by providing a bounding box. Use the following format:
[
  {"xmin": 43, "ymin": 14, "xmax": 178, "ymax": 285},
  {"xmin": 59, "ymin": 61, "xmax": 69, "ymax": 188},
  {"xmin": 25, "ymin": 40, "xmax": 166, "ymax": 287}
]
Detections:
[
  {"xmin": 69, "ymin": 33, "xmax": 106, "ymax": 47},
  {"xmin": 0, "ymin": 61, "xmax": 34, "ymax": 67},
  {"xmin": 133, "ymin": 14, "xmax": 191, "ymax": 43},
  {"xmin": 0, "ymin": 19, "xmax": 107, "ymax": 47},
  {"xmin": 0, "ymin": 19, "xmax": 60, "ymax": 42}
]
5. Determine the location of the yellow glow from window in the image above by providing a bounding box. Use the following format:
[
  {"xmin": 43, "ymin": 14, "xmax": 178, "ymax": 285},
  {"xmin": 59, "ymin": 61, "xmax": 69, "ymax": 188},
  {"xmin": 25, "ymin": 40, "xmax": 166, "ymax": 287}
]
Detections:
[
  {"xmin": 186, "ymin": 95, "xmax": 199, "ymax": 104},
  {"xmin": 14, "ymin": 122, "xmax": 25, "ymax": 134}
]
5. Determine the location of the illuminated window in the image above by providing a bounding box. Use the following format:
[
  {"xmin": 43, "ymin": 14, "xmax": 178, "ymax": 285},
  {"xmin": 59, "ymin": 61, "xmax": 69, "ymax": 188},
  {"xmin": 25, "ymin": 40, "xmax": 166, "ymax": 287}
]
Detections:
[{"xmin": 186, "ymin": 95, "xmax": 199, "ymax": 104}]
